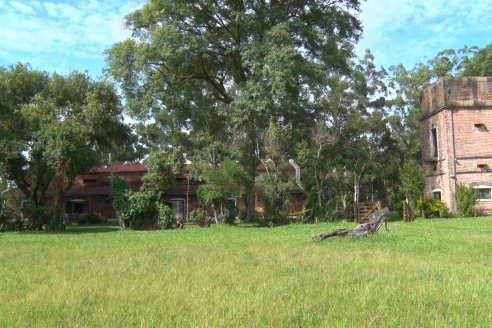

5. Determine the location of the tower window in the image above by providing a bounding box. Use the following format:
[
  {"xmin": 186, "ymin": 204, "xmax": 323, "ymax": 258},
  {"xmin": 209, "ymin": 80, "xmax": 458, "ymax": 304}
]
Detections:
[{"xmin": 430, "ymin": 127, "xmax": 438, "ymax": 158}]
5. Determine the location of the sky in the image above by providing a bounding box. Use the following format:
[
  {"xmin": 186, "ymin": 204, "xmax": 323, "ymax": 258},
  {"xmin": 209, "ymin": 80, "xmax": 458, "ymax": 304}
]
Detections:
[{"xmin": 0, "ymin": 0, "xmax": 491, "ymax": 78}]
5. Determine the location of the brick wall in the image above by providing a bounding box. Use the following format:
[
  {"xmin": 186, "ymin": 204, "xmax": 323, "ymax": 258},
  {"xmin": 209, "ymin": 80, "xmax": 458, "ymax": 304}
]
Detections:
[{"xmin": 421, "ymin": 77, "xmax": 492, "ymax": 213}]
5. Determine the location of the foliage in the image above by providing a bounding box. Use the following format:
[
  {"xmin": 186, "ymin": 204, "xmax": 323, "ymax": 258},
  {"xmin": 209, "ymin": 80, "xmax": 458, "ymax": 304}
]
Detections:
[
  {"xmin": 76, "ymin": 213, "xmax": 103, "ymax": 225},
  {"xmin": 455, "ymin": 184, "xmax": 478, "ymax": 217},
  {"xmin": 0, "ymin": 64, "xmax": 134, "ymax": 229},
  {"xmin": 400, "ymin": 161, "xmax": 426, "ymax": 203},
  {"xmin": 385, "ymin": 43, "xmax": 486, "ymax": 166},
  {"xmin": 110, "ymin": 174, "xmax": 131, "ymax": 227},
  {"xmin": 257, "ymin": 174, "xmax": 293, "ymax": 226},
  {"xmin": 141, "ymin": 149, "xmax": 182, "ymax": 199},
  {"xmin": 385, "ymin": 210, "xmax": 402, "ymax": 222},
  {"xmin": 387, "ymin": 63, "xmax": 432, "ymax": 163},
  {"xmin": 126, "ymin": 191, "xmax": 158, "ymax": 230},
  {"xmin": 419, "ymin": 198, "xmax": 450, "ymax": 218},
  {"xmin": 0, "ymin": 201, "xmax": 14, "ymax": 232},
  {"xmin": 459, "ymin": 43, "xmax": 492, "ymax": 76},
  {"xmin": 20, "ymin": 204, "xmax": 51, "ymax": 230},
  {"xmin": 296, "ymin": 50, "xmax": 392, "ymax": 221},
  {"xmin": 188, "ymin": 208, "xmax": 210, "ymax": 227},
  {"xmin": 157, "ymin": 203, "xmax": 174, "ymax": 229},
  {"xmin": 221, "ymin": 199, "xmax": 237, "ymax": 225},
  {"xmin": 0, "ymin": 176, "xmax": 9, "ymax": 230},
  {"xmin": 198, "ymin": 159, "xmax": 249, "ymax": 223},
  {"xmin": 257, "ymin": 122, "xmax": 295, "ymax": 225},
  {"xmin": 106, "ymin": 0, "xmax": 364, "ymax": 220}
]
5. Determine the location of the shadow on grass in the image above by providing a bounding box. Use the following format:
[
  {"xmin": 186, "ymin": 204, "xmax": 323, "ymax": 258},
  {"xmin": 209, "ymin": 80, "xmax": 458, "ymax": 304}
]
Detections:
[
  {"xmin": 63, "ymin": 225, "xmax": 121, "ymax": 234},
  {"xmin": 1, "ymin": 225, "xmax": 121, "ymax": 235}
]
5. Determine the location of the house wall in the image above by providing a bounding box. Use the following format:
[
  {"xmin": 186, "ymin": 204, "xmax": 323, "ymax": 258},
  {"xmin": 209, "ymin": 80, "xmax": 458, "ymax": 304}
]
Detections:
[
  {"xmin": 58, "ymin": 163, "xmax": 305, "ymax": 221},
  {"xmin": 88, "ymin": 195, "xmax": 115, "ymax": 219},
  {"xmin": 421, "ymin": 77, "xmax": 492, "ymax": 213}
]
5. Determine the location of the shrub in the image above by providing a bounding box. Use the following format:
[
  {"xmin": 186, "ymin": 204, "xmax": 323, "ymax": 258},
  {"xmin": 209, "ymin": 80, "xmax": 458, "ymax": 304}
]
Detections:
[
  {"xmin": 455, "ymin": 184, "xmax": 478, "ymax": 217},
  {"xmin": 321, "ymin": 206, "xmax": 344, "ymax": 222},
  {"xmin": 237, "ymin": 208, "xmax": 247, "ymax": 222},
  {"xmin": 395, "ymin": 201, "xmax": 404, "ymax": 219},
  {"xmin": 301, "ymin": 192, "xmax": 343, "ymax": 223},
  {"xmin": 189, "ymin": 208, "xmax": 210, "ymax": 227},
  {"xmin": 420, "ymin": 199, "xmax": 450, "ymax": 218},
  {"xmin": 126, "ymin": 191, "xmax": 158, "ymax": 230},
  {"xmin": 0, "ymin": 204, "xmax": 17, "ymax": 232},
  {"xmin": 76, "ymin": 213, "xmax": 103, "ymax": 225},
  {"xmin": 257, "ymin": 174, "xmax": 293, "ymax": 226},
  {"xmin": 221, "ymin": 200, "xmax": 237, "ymax": 224},
  {"xmin": 386, "ymin": 210, "xmax": 402, "ymax": 222},
  {"xmin": 110, "ymin": 174, "xmax": 130, "ymax": 228},
  {"xmin": 21, "ymin": 204, "xmax": 50, "ymax": 230},
  {"xmin": 157, "ymin": 204, "xmax": 174, "ymax": 229}
]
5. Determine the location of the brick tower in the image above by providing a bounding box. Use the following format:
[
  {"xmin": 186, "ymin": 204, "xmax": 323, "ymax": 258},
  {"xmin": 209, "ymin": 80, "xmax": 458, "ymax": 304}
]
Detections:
[{"xmin": 421, "ymin": 77, "xmax": 492, "ymax": 213}]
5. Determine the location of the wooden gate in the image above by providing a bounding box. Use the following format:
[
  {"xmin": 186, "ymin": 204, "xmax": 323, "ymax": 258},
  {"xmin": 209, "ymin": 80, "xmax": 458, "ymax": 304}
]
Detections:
[{"xmin": 356, "ymin": 201, "xmax": 381, "ymax": 223}]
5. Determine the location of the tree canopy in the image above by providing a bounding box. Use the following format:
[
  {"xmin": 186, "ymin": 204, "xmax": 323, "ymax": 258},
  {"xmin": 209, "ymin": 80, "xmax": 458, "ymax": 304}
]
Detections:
[
  {"xmin": 106, "ymin": 0, "xmax": 364, "ymax": 220},
  {"xmin": 0, "ymin": 64, "xmax": 134, "ymax": 225}
]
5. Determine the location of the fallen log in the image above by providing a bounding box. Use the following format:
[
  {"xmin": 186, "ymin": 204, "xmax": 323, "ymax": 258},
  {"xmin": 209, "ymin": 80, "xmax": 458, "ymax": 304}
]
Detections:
[{"xmin": 313, "ymin": 207, "xmax": 389, "ymax": 241}]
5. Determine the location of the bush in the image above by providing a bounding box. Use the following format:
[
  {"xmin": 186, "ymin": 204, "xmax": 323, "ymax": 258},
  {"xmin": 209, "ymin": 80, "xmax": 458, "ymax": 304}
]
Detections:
[
  {"xmin": 237, "ymin": 208, "xmax": 247, "ymax": 222},
  {"xmin": 386, "ymin": 210, "xmax": 402, "ymax": 222},
  {"xmin": 111, "ymin": 174, "xmax": 130, "ymax": 228},
  {"xmin": 301, "ymin": 192, "xmax": 344, "ymax": 223},
  {"xmin": 221, "ymin": 200, "xmax": 237, "ymax": 225},
  {"xmin": 257, "ymin": 174, "xmax": 293, "ymax": 226},
  {"xmin": 157, "ymin": 204, "xmax": 174, "ymax": 229},
  {"xmin": 321, "ymin": 207, "xmax": 344, "ymax": 222},
  {"xmin": 455, "ymin": 184, "xmax": 478, "ymax": 217},
  {"xmin": 126, "ymin": 191, "xmax": 158, "ymax": 230},
  {"xmin": 189, "ymin": 208, "xmax": 210, "ymax": 227},
  {"xmin": 76, "ymin": 213, "xmax": 103, "ymax": 225},
  {"xmin": 0, "ymin": 204, "xmax": 17, "ymax": 232},
  {"xmin": 420, "ymin": 199, "xmax": 450, "ymax": 218},
  {"xmin": 21, "ymin": 204, "xmax": 50, "ymax": 230},
  {"xmin": 395, "ymin": 201, "xmax": 404, "ymax": 219}
]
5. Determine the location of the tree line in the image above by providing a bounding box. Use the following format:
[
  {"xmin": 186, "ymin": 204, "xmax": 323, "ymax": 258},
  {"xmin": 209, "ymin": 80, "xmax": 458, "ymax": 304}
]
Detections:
[{"xmin": 1, "ymin": 0, "xmax": 491, "ymax": 229}]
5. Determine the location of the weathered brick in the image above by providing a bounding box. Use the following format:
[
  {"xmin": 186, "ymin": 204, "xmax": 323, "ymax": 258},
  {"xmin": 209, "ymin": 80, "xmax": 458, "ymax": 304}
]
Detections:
[{"xmin": 421, "ymin": 77, "xmax": 492, "ymax": 213}]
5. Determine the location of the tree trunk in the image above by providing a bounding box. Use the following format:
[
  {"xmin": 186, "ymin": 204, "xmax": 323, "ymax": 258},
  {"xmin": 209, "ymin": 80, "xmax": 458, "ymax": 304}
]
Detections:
[
  {"xmin": 51, "ymin": 161, "xmax": 68, "ymax": 230},
  {"xmin": 212, "ymin": 203, "xmax": 218, "ymax": 225},
  {"xmin": 313, "ymin": 208, "xmax": 389, "ymax": 241}
]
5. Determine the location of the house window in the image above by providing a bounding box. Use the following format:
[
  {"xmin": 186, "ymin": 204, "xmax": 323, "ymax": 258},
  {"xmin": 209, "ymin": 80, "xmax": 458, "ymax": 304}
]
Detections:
[
  {"xmin": 69, "ymin": 199, "xmax": 87, "ymax": 214},
  {"xmin": 170, "ymin": 198, "xmax": 186, "ymax": 220},
  {"xmin": 432, "ymin": 190, "xmax": 442, "ymax": 201},
  {"xmin": 430, "ymin": 127, "xmax": 438, "ymax": 158},
  {"xmin": 477, "ymin": 187, "xmax": 491, "ymax": 200},
  {"xmin": 83, "ymin": 178, "xmax": 97, "ymax": 184}
]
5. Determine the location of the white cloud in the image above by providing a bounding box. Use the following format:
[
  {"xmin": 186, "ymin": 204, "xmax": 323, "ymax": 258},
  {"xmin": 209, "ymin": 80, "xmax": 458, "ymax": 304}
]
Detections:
[
  {"xmin": 357, "ymin": 0, "xmax": 492, "ymax": 68},
  {"xmin": 0, "ymin": 0, "xmax": 146, "ymax": 76},
  {"xmin": 9, "ymin": 1, "xmax": 35, "ymax": 15},
  {"xmin": 1, "ymin": 0, "xmax": 491, "ymax": 76}
]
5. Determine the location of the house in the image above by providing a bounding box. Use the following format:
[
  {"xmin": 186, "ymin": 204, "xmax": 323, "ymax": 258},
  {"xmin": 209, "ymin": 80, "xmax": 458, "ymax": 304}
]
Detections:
[
  {"xmin": 58, "ymin": 161, "xmax": 304, "ymax": 221},
  {"xmin": 421, "ymin": 77, "xmax": 492, "ymax": 213},
  {"xmin": 55, "ymin": 164, "xmax": 199, "ymax": 221}
]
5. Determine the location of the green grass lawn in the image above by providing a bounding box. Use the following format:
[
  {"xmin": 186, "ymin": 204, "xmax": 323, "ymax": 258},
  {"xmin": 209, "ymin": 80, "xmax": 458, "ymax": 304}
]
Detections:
[{"xmin": 1, "ymin": 218, "xmax": 491, "ymax": 327}]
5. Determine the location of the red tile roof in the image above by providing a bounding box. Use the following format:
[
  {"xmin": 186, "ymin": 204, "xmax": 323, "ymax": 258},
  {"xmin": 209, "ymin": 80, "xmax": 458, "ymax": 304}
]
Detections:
[
  {"xmin": 65, "ymin": 181, "xmax": 143, "ymax": 196},
  {"xmin": 89, "ymin": 164, "xmax": 147, "ymax": 173}
]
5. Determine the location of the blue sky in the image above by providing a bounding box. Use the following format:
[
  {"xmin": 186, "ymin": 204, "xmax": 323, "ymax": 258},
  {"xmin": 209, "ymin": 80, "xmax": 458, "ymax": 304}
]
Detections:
[{"xmin": 0, "ymin": 0, "xmax": 491, "ymax": 78}]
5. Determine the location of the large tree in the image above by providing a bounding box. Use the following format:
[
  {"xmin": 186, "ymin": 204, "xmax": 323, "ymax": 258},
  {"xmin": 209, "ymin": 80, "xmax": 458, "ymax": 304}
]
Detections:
[
  {"xmin": 297, "ymin": 50, "xmax": 392, "ymax": 221},
  {"xmin": 0, "ymin": 64, "xmax": 133, "ymax": 228},
  {"xmin": 106, "ymin": 0, "xmax": 363, "ymax": 220},
  {"xmin": 386, "ymin": 44, "xmax": 486, "ymax": 164},
  {"xmin": 460, "ymin": 43, "xmax": 492, "ymax": 76}
]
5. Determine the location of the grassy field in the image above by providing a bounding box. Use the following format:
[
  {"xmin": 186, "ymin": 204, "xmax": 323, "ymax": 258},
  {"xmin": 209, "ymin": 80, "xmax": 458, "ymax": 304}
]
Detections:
[{"xmin": 1, "ymin": 218, "xmax": 491, "ymax": 327}]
